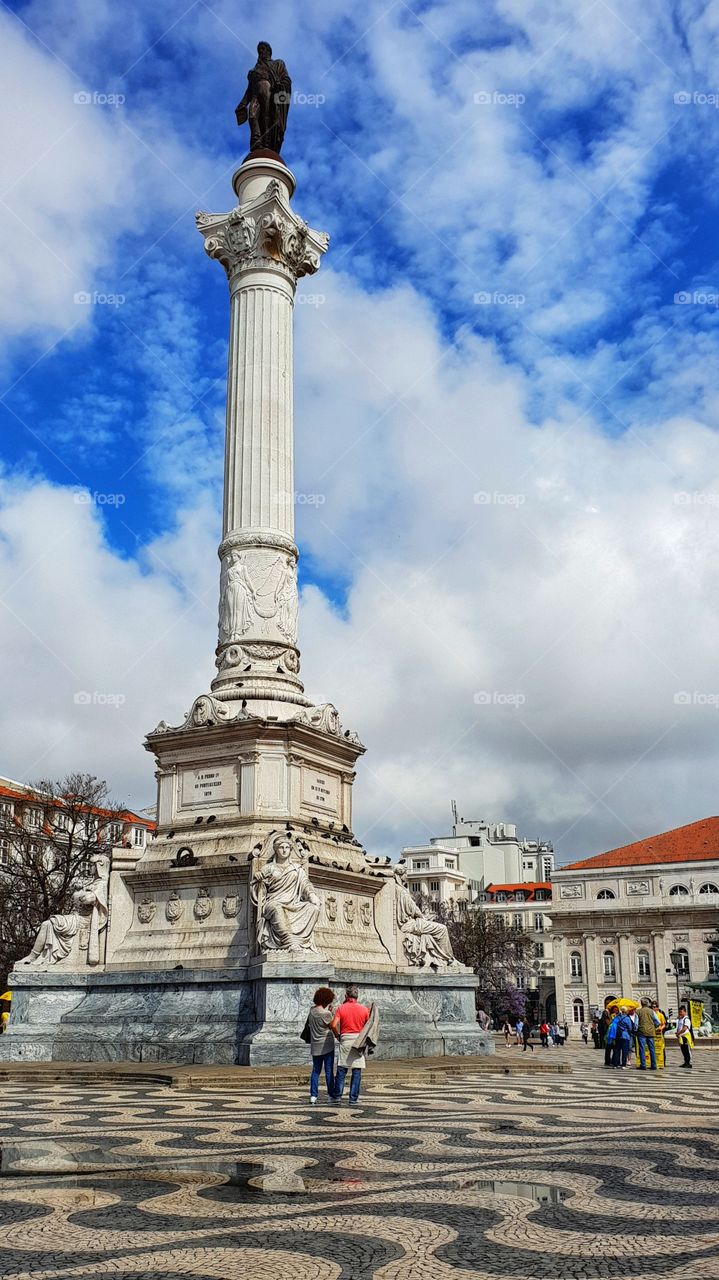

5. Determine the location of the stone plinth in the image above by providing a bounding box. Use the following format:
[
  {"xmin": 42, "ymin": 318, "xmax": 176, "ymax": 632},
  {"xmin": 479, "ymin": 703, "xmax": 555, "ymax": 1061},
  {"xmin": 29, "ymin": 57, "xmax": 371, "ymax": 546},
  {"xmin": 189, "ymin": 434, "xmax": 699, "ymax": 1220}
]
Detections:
[{"xmin": 0, "ymin": 965, "xmax": 489, "ymax": 1065}]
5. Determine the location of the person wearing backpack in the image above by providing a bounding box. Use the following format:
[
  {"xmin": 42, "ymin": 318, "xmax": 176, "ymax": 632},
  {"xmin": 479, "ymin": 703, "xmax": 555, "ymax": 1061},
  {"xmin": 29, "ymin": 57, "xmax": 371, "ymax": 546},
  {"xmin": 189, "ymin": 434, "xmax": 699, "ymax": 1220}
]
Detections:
[
  {"xmin": 304, "ymin": 986, "xmax": 338, "ymax": 1104},
  {"xmin": 611, "ymin": 1010, "xmax": 634, "ymax": 1068}
]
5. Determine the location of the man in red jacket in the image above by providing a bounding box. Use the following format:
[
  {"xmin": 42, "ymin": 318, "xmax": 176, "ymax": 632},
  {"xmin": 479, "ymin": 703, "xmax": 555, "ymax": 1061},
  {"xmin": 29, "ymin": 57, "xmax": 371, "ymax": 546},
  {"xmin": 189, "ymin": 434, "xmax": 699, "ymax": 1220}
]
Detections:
[{"xmin": 332, "ymin": 985, "xmax": 370, "ymax": 1104}]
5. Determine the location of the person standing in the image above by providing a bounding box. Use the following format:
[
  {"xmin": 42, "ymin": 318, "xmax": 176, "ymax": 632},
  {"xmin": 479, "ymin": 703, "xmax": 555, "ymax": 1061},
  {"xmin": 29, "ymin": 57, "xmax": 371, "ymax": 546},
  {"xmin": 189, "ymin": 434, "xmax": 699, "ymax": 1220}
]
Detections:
[
  {"xmin": 502, "ymin": 1020, "xmax": 512, "ymax": 1045},
  {"xmin": 581, "ymin": 1022, "xmax": 589, "ymax": 1046},
  {"xmin": 514, "ymin": 1019, "xmax": 523, "ymax": 1046},
  {"xmin": 333, "ymin": 984, "xmax": 370, "ymax": 1104},
  {"xmin": 522, "ymin": 1020, "xmax": 534, "ymax": 1052},
  {"xmin": 635, "ymin": 998, "xmax": 659, "ymax": 1071},
  {"xmin": 307, "ymin": 987, "xmax": 337, "ymax": 1104},
  {"xmin": 539, "ymin": 1020, "xmax": 549, "ymax": 1048},
  {"xmin": 612, "ymin": 1011, "xmax": 634, "ymax": 1068},
  {"xmin": 676, "ymin": 1005, "xmax": 693, "ymax": 1069}
]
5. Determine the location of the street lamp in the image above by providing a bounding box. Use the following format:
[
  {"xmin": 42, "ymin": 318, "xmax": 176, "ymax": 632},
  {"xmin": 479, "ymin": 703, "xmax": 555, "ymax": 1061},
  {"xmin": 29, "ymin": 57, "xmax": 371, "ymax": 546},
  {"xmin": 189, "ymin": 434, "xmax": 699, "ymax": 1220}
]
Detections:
[{"xmin": 668, "ymin": 950, "xmax": 683, "ymax": 1017}]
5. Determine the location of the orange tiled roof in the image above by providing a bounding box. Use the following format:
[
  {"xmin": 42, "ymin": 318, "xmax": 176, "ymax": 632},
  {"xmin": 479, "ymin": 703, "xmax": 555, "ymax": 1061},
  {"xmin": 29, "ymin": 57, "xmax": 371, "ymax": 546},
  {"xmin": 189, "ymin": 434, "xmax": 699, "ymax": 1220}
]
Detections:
[
  {"xmin": 485, "ymin": 882, "xmax": 552, "ymax": 900},
  {"xmin": 0, "ymin": 782, "xmax": 154, "ymax": 829},
  {"xmin": 561, "ymin": 817, "xmax": 719, "ymax": 871}
]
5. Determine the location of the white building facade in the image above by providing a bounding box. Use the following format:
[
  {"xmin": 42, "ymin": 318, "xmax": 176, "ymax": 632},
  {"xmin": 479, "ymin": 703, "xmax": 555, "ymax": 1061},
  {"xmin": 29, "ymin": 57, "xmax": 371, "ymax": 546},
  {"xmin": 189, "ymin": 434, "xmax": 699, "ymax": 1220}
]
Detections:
[
  {"xmin": 402, "ymin": 815, "xmax": 554, "ymax": 907},
  {"xmin": 551, "ymin": 818, "xmax": 719, "ymax": 1028}
]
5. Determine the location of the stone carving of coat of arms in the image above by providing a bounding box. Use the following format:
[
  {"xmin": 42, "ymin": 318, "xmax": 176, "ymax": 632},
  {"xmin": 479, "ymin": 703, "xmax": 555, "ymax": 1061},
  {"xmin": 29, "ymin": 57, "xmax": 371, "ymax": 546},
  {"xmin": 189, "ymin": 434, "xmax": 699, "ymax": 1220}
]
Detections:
[
  {"xmin": 343, "ymin": 898, "xmax": 356, "ymax": 925},
  {"xmin": 166, "ymin": 892, "xmax": 184, "ymax": 923},
  {"xmin": 137, "ymin": 897, "xmax": 156, "ymax": 925},
  {"xmin": 325, "ymin": 894, "xmax": 338, "ymax": 922},
  {"xmin": 194, "ymin": 888, "xmax": 213, "ymax": 921},
  {"xmin": 360, "ymin": 901, "xmax": 371, "ymax": 927},
  {"xmin": 222, "ymin": 894, "xmax": 241, "ymax": 919}
]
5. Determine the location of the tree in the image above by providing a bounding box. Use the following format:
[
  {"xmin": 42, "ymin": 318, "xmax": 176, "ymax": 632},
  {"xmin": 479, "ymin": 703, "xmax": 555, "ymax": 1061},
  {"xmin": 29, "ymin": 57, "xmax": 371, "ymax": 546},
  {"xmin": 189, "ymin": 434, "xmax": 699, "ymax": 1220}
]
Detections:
[
  {"xmin": 0, "ymin": 774, "xmax": 126, "ymax": 985},
  {"xmin": 445, "ymin": 906, "xmax": 535, "ymax": 1024}
]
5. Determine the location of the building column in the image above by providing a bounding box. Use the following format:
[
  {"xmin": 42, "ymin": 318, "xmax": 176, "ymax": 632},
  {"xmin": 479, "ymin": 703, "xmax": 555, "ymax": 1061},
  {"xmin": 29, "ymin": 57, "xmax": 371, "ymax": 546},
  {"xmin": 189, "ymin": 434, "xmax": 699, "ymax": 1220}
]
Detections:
[
  {"xmin": 618, "ymin": 933, "xmax": 632, "ymax": 992},
  {"xmin": 651, "ymin": 931, "xmax": 668, "ymax": 1010},
  {"xmin": 553, "ymin": 935, "xmax": 566, "ymax": 1023},
  {"xmin": 584, "ymin": 934, "xmax": 599, "ymax": 1013}
]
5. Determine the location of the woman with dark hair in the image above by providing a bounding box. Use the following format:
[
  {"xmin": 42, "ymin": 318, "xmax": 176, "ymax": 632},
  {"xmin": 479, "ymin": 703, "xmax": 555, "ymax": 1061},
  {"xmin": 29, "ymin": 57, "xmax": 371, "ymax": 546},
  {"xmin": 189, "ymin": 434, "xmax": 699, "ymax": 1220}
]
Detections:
[{"xmin": 307, "ymin": 987, "xmax": 337, "ymax": 1104}]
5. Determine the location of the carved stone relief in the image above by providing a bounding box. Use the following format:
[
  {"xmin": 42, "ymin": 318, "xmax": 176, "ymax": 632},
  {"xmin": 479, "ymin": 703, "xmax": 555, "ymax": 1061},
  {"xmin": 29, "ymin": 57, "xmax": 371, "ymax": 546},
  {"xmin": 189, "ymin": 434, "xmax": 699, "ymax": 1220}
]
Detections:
[
  {"xmin": 222, "ymin": 894, "xmax": 241, "ymax": 919},
  {"xmin": 560, "ymin": 884, "xmax": 583, "ymax": 898},
  {"xmin": 194, "ymin": 888, "xmax": 213, "ymax": 922},
  {"xmin": 166, "ymin": 892, "xmax": 184, "ymax": 923},
  {"xmin": 360, "ymin": 901, "xmax": 371, "ymax": 927},
  {"xmin": 218, "ymin": 550, "xmax": 298, "ymax": 647},
  {"xmin": 343, "ymin": 898, "xmax": 356, "ymax": 925},
  {"xmin": 137, "ymin": 897, "xmax": 156, "ymax": 925},
  {"xmin": 627, "ymin": 880, "xmax": 651, "ymax": 894},
  {"xmin": 325, "ymin": 894, "xmax": 337, "ymax": 923}
]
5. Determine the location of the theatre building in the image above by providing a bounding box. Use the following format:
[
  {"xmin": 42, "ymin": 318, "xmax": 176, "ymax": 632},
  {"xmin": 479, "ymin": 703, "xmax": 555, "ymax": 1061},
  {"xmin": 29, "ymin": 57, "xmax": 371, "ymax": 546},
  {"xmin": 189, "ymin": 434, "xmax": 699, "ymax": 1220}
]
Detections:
[{"xmin": 551, "ymin": 817, "xmax": 719, "ymax": 1028}]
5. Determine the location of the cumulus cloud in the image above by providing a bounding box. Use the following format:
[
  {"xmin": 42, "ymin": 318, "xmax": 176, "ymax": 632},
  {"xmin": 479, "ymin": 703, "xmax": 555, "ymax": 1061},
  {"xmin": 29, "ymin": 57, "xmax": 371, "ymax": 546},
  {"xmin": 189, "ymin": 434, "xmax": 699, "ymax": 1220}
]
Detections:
[{"xmin": 2, "ymin": 0, "xmax": 719, "ymax": 866}]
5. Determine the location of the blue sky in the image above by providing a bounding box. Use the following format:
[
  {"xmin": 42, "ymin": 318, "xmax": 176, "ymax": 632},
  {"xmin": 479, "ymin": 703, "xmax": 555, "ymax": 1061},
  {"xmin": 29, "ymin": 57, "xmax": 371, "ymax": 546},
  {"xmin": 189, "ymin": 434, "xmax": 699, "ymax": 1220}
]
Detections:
[{"xmin": 3, "ymin": 0, "xmax": 719, "ymax": 862}]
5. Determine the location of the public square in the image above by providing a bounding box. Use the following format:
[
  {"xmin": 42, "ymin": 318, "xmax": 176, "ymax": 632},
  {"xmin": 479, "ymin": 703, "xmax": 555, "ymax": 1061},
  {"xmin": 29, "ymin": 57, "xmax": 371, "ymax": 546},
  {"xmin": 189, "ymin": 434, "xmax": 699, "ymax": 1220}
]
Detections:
[{"xmin": 0, "ymin": 1045, "xmax": 716, "ymax": 1280}]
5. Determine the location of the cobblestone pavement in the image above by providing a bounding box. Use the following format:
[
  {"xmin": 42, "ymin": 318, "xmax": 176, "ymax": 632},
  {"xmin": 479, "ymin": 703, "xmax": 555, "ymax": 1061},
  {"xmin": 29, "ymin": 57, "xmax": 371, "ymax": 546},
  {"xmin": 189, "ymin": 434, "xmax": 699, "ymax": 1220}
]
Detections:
[{"xmin": 0, "ymin": 1046, "xmax": 716, "ymax": 1279}]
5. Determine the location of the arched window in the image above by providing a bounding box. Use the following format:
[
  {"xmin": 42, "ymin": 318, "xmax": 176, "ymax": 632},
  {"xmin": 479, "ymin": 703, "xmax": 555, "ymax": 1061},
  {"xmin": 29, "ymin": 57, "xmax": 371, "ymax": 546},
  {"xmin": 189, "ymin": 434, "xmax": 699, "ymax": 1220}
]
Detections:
[
  {"xmin": 637, "ymin": 950, "xmax": 651, "ymax": 979},
  {"xmin": 675, "ymin": 947, "xmax": 690, "ymax": 975},
  {"xmin": 603, "ymin": 950, "xmax": 616, "ymax": 978},
  {"xmin": 569, "ymin": 951, "xmax": 582, "ymax": 978},
  {"xmin": 572, "ymin": 998, "xmax": 585, "ymax": 1024},
  {"xmin": 669, "ymin": 884, "xmax": 689, "ymax": 896},
  {"xmin": 699, "ymin": 883, "xmax": 719, "ymax": 894},
  {"xmin": 597, "ymin": 889, "xmax": 615, "ymax": 900}
]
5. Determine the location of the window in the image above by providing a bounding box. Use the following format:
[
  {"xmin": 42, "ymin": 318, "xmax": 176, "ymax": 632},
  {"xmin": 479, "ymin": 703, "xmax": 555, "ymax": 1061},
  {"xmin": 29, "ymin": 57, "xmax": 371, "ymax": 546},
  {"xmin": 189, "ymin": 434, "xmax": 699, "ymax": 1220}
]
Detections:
[
  {"xmin": 0, "ymin": 800, "xmax": 14, "ymax": 820},
  {"xmin": 25, "ymin": 806, "xmax": 43, "ymax": 830},
  {"xmin": 669, "ymin": 884, "xmax": 689, "ymax": 896},
  {"xmin": 516, "ymin": 973, "xmax": 526, "ymax": 990},
  {"xmin": 597, "ymin": 889, "xmax": 615, "ymax": 900},
  {"xmin": 675, "ymin": 947, "xmax": 690, "ymax": 975},
  {"xmin": 429, "ymin": 881, "xmax": 440, "ymax": 893},
  {"xmin": 570, "ymin": 951, "xmax": 582, "ymax": 978},
  {"xmin": 535, "ymin": 889, "xmax": 549, "ymax": 902},
  {"xmin": 699, "ymin": 883, "xmax": 719, "ymax": 894},
  {"xmin": 515, "ymin": 891, "xmax": 526, "ymax": 902},
  {"xmin": 534, "ymin": 913, "xmax": 545, "ymax": 932},
  {"xmin": 86, "ymin": 817, "xmax": 98, "ymax": 841},
  {"xmin": 410, "ymin": 881, "xmax": 421, "ymax": 894},
  {"xmin": 54, "ymin": 811, "xmax": 68, "ymax": 833},
  {"xmin": 637, "ymin": 950, "xmax": 651, "ymax": 979},
  {"xmin": 513, "ymin": 913, "xmax": 523, "ymax": 930},
  {"xmin": 107, "ymin": 822, "xmax": 122, "ymax": 845},
  {"xmin": 444, "ymin": 859, "xmax": 455, "ymax": 869},
  {"xmin": 133, "ymin": 827, "xmax": 145, "ymax": 848},
  {"xmin": 708, "ymin": 950, "xmax": 719, "ymax": 976},
  {"xmin": 572, "ymin": 998, "xmax": 585, "ymax": 1024},
  {"xmin": 0, "ymin": 838, "xmax": 10, "ymax": 867},
  {"xmin": 412, "ymin": 859, "xmax": 429, "ymax": 870},
  {"xmin": 542, "ymin": 855, "xmax": 553, "ymax": 878},
  {"xmin": 458, "ymin": 899, "xmax": 467, "ymax": 913},
  {"xmin": 603, "ymin": 950, "xmax": 616, "ymax": 979},
  {"xmin": 496, "ymin": 892, "xmax": 507, "ymax": 902},
  {"xmin": 534, "ymin": 941, "xmax": 545, "ymax": 959}
]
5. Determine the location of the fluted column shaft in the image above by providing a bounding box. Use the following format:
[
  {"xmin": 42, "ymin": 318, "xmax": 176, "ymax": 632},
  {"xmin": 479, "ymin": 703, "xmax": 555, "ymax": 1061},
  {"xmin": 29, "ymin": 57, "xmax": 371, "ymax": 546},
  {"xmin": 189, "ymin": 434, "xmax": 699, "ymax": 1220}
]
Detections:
[{"xmin": 196, "ymin": 158, "xmax": 328, "ymax": 710}]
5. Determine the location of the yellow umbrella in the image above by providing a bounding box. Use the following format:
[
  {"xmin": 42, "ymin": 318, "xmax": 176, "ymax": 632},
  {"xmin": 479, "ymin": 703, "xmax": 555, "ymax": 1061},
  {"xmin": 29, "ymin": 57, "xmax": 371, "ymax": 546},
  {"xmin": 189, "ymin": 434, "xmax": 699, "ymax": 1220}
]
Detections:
[{"xmin": 606, "ymin": 997, "xmax": 640, "ymax": 1013}]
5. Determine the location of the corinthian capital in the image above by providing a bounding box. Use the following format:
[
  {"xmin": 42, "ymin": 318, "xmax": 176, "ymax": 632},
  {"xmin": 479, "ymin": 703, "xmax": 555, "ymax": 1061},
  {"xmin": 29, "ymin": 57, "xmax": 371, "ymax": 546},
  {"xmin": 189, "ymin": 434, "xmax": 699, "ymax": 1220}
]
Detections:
[{"xmin": 196, "ymin": 179, "xmax": 328, "ymax": 284}]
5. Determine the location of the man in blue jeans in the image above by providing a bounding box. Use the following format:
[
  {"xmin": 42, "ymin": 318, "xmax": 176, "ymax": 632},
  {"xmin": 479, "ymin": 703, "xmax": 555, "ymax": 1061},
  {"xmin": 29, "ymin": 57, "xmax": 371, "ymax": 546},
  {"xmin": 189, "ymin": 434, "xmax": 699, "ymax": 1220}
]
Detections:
[
  {"xmin": 332, "ymin": 984, "xmax": 370, "ymax": 1105},
  {"xmin": 635, "ymin": 998, "xmax": 659, "ymax": 1070}
]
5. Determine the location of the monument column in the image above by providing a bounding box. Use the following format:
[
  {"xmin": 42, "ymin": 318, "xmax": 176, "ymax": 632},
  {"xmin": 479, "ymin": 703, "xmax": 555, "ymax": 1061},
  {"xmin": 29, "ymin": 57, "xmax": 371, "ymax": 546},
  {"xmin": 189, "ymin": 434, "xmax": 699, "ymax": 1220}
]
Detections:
[{"xmin": 196, "ymin": 160, "xmax": 328, "ymax": 713}]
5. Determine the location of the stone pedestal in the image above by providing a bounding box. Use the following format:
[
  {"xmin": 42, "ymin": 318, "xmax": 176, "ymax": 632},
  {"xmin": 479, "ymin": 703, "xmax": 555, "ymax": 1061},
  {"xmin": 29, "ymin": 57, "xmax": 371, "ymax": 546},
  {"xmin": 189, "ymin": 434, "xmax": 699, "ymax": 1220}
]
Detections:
[{"xmin": 1, "ymin": 965, "xmax": 488, "ymax": 1065}]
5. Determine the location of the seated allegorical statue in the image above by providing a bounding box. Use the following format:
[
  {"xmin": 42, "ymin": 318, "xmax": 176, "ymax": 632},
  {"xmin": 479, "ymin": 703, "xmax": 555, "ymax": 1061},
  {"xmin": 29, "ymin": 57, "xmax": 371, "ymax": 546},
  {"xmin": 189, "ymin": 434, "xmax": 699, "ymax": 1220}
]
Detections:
[
  {"xmin": 394, "ymin": 867, "xmax": 458, "ymax": 967},
  {"xmin": 250, "ymin": 833, "xmax": 320, "ymax": 952},
  {"xmin": 18, "ymin": 853, "xmax": 110, "ymax": 968}
]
